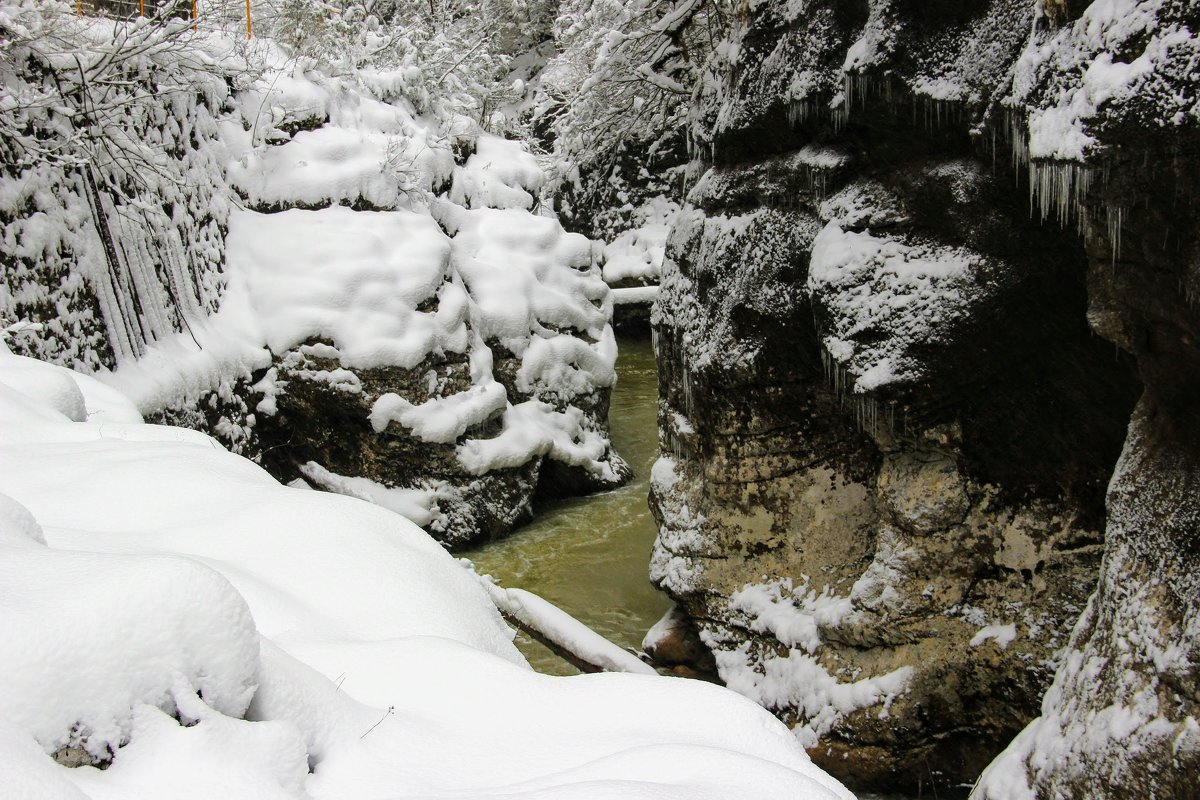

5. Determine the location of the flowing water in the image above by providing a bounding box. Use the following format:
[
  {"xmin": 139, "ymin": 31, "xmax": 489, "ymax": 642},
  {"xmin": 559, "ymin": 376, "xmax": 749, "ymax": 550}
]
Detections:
[{"xmin": 464, "ymin": 336, "xmax": 671, "ymax": 675}]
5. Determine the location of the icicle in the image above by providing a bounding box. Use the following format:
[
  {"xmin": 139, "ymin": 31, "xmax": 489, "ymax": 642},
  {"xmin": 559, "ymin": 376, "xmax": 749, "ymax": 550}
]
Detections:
[
  {"xmin": 1028, "ymin": 160, "xmax": 1094, "ymax": 233},
  {"xmin": 787, "ymin": 100, "xmax": 813, "ymax": 128},
  {"xmin": 1107, "ymin": 206, "xmax": 1123, "ymax": 267}
]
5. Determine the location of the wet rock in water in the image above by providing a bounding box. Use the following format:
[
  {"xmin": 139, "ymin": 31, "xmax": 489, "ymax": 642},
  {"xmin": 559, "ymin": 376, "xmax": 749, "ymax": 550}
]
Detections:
[
  {"xmin": 643, "ymin": 605, "xmax": 718, "ymax": 678},
  {"xmin": 648, "ymin": 0, "xmax": 1200, "ymax": 795}
]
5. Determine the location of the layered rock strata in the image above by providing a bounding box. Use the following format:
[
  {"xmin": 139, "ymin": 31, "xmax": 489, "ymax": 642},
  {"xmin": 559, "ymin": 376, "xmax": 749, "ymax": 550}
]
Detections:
[{"xmin": 649, "ymin": 0, "xmax": 1198, "ymax": 795}]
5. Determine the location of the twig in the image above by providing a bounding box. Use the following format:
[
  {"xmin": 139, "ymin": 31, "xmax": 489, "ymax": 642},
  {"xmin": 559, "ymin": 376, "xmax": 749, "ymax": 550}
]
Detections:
[{"xmin": 359, "ymin": 705, "xmax": 394, "ymax": 739}]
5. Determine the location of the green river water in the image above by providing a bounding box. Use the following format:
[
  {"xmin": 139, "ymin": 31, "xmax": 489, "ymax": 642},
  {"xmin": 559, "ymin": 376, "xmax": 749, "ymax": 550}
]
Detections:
[{"xmin": 464, "ymin": 336, "xmax": 671, "ymax": 675}]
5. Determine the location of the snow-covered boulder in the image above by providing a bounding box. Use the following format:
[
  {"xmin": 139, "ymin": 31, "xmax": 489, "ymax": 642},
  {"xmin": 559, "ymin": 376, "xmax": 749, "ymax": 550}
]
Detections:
[{"xmin": 1, "ymin": 12, "xmax": 631, "ymax": 547}]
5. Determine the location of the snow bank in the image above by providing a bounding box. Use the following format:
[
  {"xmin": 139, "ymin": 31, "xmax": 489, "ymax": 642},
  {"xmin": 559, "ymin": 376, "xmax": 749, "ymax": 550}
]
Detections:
[
  {"xmin": 449, "ymin": 133, "xmax": 545, "ymax": 211},
  {"xmin": 227, "ymin": 64, "xmax": 452, "ymax": 210},
  {"xmin": 0, "ymin": 348, "xmax": 854, "ymax": 800},
  {"xmin": 104, "ymin": 205, "xmax": 470, "ymax": 410},
  {"xmin": 0, "ymin": 513, "xmax": 261, "ymax": 763},
  {"xmin": 438, "ymin": 202, "xmax": 610, "ymax": 348}
]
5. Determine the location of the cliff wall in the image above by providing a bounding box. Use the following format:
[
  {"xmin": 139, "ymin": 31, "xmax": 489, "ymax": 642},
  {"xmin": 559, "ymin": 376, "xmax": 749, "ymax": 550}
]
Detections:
[{"xmin": 649, "ymin": 1, "xmax": 1200, "ymax": 794}]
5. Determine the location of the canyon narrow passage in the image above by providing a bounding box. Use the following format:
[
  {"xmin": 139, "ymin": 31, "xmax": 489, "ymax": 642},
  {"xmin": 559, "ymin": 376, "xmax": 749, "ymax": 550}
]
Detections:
[{"xmin": 465, "ymin": 337, "xmax": 671, "ymax": 674}]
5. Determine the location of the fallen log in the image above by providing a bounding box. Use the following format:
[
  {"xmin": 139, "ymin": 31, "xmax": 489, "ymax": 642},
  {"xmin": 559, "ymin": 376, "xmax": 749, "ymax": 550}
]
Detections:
[{"xmin": 474, "ymin": 572, "xmax": 658, "ymax": 676}]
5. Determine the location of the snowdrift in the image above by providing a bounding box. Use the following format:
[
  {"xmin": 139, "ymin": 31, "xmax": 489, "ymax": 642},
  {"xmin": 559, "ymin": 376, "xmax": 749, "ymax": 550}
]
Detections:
[{"xmin": 0, "ymin": 346, "xmax": 852, "ymax": 800}]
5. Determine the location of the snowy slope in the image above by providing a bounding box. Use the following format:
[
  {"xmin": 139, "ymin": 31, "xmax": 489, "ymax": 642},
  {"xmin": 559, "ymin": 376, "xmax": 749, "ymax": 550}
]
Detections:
[{"xmin": 0, "ymin": 347, "xmax": 853, "ymax": 800}]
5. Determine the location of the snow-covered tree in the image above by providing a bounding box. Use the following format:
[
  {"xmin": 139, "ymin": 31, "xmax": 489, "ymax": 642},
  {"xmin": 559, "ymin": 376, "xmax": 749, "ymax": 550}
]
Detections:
[{"xmin": 539, "ymin": 0, "xmax": 731, "ymax": 238}]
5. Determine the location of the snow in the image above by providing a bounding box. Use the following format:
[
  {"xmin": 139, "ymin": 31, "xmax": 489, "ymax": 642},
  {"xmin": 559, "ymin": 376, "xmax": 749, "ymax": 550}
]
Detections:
[
  {"xmin": 0, "ymin": 347, "xmax": 854, "ymax": 800},
  {"xmin": 479, "ymin": 577, "xmax": 658, "ymax": 675},
  {"xmin": 449, "ymin": 133, "xmax": 546, "ymax": 211},
  {"xmin": 971, "ymin": 623, "xmax": 1019, "ymax": 649},
  {"xmin": 0, "ymin": 527, "xmax": 261, "ymax": 763},
  {"xmin": 651, "ymin": 455, "xmax": 682, "ymax": 493},
  {"xmin": 297, "ymin": 461, "xmax": 445, "ymax": 528},
  {"xmin": 102, "ymin": 204, "xmax": 471, "ymax": 414},
  {"xmin": 648, "ymin": 455, "xmax": 710, "ymax": 597},
  {"xmin": 104, "ymin": 133, "xmax": 621, "ymax": 486},
  {"xmin": 370, "ymin": 373, "xmax": 508, "ymax": 442},
  {"xmin": 1011, "ymin": 0, "xmax": 1200, "ymax": 160},
  {"xmin": 1, "ymin": 16, "xmax": 625, "ymax": 520},
  {"xmin": 457, "ymin": 399, "xmax": 621, "ymax": 481},
  {"xmin": 612, "ymin": 286, "xmax": 660, "ymax": 305},
  {"xmin": 435, "ymin": 202, "xmax": 610, "ymax": 348},
  {"xmin": 705, "ymin": 577, "xmax": 913, "ymax": 749},
  {"xmin": 601, "ymin": 197, "xmax": 681, "ymax": 285},
  {"xmin": 807, "ymin": 221, "xmax": 981, "ymax": 394},
  {"xmin": 730, "ymin": 579, "xmax": 854, "ymax": 654},
  {"xmin": 227, "ymin": 65, "xmax": 452, "ymax": 210}
]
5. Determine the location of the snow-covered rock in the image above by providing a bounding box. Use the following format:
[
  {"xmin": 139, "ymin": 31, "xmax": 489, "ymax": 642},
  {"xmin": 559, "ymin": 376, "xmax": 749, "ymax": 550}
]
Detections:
[
  {"xmin": 648, "ymin": 1, "xmax": 1199, "ymax": 795},
  {"xmin": 0, "ymin": 6, "xmax": 630, "ymax": 546}
]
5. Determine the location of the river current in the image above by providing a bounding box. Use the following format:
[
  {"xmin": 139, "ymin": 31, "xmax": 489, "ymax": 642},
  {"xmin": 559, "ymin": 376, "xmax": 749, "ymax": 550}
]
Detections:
[{"xmin": 465, "ymin": 337, "xmax": 671, "ymax": 674}]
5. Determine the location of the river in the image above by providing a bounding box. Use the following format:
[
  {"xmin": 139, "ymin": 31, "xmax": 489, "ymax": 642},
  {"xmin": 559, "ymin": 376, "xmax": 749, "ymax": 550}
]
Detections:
[{"xmin": 464, "ymin": 336, "xmax": 671, "ymax": 674}]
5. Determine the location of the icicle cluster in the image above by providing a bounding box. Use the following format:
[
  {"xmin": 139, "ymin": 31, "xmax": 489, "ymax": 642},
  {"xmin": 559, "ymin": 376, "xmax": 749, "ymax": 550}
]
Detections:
[{"xmin": 820, "ymin": 345, "xmax": 897, "ymax": 442}]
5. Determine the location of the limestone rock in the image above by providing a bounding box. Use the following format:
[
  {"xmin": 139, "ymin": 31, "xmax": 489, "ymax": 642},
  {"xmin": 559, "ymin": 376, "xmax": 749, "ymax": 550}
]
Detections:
[
  {"xmin": 645, "ymin": 1, "xmax": 1194, "ymax": 795},
  {"xmin": 877, "ymin": 452, "xmax": 969, "ymax": 536}
]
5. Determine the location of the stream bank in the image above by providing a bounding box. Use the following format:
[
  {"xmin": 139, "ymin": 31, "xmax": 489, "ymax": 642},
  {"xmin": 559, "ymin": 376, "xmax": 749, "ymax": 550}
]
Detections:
[{"xmin": 465, "ymin": 337, "xmax": 670, "ymax": 675}]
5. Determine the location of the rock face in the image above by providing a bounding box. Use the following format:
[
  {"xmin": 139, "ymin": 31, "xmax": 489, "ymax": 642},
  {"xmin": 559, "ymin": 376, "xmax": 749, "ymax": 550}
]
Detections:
[
  {"xmin": 975, "ymin": 41, "xmax": 1200, "ymax": 800},
  {"xmin": 650, "ymin": 0, "xmax": 1197, "ymax": 795}
]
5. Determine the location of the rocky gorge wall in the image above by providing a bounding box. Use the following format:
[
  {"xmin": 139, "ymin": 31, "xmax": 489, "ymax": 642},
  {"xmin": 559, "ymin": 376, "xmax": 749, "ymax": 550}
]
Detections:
[{"xmin": 647, "ymin": 1, "xmax": 1199, "ymax": 795}]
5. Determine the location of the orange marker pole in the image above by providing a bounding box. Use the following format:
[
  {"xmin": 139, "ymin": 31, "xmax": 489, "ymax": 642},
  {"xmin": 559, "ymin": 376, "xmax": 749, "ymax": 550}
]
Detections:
[
  {"xmin": 192, "ymin": 0, "xmax": 197, "ymax": 30},
  {"xmin": 245, "ymin": 0, "xmax": 252, "ymax": 38},
  {"xmin": 139, "ymin": 0, "xmax": 144, "ymax": 16}
]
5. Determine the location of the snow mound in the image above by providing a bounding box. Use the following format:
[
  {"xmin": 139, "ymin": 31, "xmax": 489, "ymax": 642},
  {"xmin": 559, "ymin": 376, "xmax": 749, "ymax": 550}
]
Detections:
[
  {"xmin": 0, "ymin": 349, "xmax": 854, "ymax": 800},
  {"xmin": 601, "ymin": 197, "xmax": 681, "ymax": 285},
  {"xmin": 0, "ymin": 523, "xmax": 261, "ymax": 763},
  {"xmin": 104, "ymin": 205, "xmax": 471, "ymax": 411},
  {"xmin": 227, "ymin": 67, "xmax": 452, "ymax": 210},
  {"xmin": 229, "ymin": 207, "xmax": 463, "ymax": 369},
  {"xmin": 439, "ymin": 203, "xmax": 609, "ymax": 347},
  {"xmin": 449, "ymin": 133, "xmax": 546, "ymax": 211}
]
